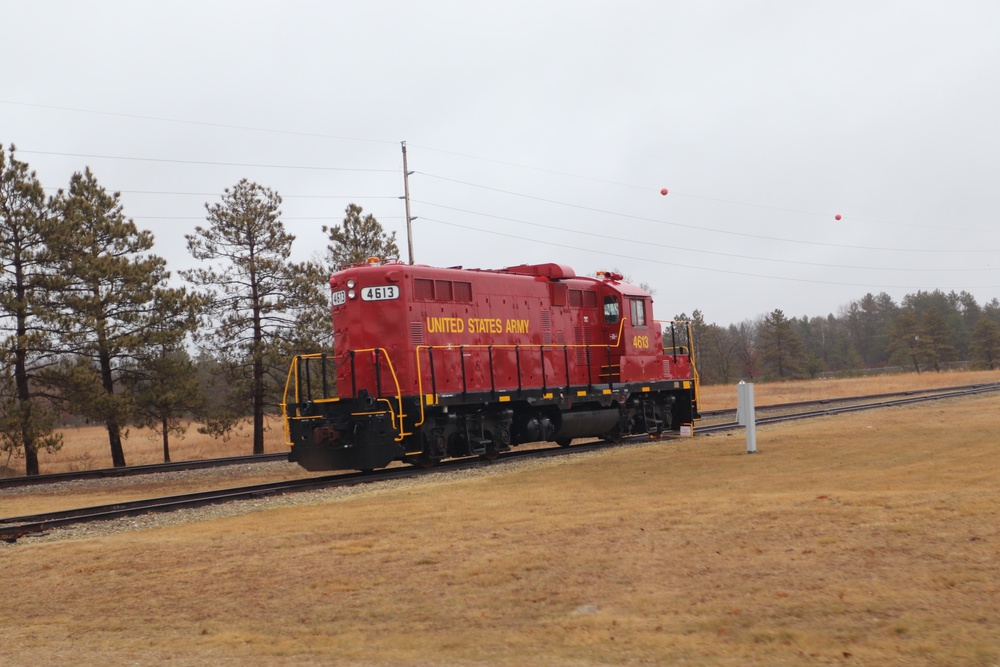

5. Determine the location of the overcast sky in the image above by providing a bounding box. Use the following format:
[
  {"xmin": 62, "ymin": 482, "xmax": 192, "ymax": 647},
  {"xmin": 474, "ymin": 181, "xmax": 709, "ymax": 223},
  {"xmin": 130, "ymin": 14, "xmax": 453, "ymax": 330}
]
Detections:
[{"xmin": 4, "ymin": 1, "xmax": 1000, "ymax": 325}]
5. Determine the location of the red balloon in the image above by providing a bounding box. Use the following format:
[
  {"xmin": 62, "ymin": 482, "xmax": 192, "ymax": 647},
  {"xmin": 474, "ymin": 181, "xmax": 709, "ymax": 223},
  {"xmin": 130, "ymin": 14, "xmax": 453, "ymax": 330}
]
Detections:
[
  {"xmin": 660, "ymin": 188, "xmax": 669, "ymax": 196},
  {"xmin": 835, "ymin": 214, "xmax": 842, "ymax": 220}
]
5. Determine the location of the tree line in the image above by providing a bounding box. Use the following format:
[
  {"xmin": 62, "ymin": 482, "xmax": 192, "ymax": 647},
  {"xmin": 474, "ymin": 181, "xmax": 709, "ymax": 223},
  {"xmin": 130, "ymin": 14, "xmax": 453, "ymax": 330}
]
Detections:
[
  {"xmin": 678, "ymin": 289, "xmax": 1000, "ymax": 385},
  {"xmin": 8, "ymin": 141, "xmax": 997, "ymax": 474},
  {"xmin": 0, "ymin": 145, "xmax": 399, "ymax": 475}
]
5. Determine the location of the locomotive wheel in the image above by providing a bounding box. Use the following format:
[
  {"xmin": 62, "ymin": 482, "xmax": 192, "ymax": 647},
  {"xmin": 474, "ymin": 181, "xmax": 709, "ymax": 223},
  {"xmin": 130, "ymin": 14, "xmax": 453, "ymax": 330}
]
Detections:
[
  {"xmin": 555, "ymin": 437, "xmax": 572, "ymax": 448},
  {"xmin": 479, "ymin": 449, "xmax": 499, "ymax": 461},
  {"xmin": 412, "ymin": 453, "xmax": 438, "ymax": 469},
  {"xmin": 601, "ymin": 426, "xmax": 622, "ymax": 443}
]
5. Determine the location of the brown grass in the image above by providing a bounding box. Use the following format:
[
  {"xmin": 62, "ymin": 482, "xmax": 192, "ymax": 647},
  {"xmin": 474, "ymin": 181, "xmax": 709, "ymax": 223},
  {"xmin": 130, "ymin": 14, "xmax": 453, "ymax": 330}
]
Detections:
[
  {"xmin": 2, "ymin": 375, "xmax": 999, "ymax": 666},
  {"xmin": 7, "ymin": 369, "xmax": 996, "ymax": 478},
  {"xmin": 697, "ymin": 368, "xmax": 1000, "ymax": 410},
  {"xmin": 2, "ymin": 417, "xmax": 290, "ymax": 477}
]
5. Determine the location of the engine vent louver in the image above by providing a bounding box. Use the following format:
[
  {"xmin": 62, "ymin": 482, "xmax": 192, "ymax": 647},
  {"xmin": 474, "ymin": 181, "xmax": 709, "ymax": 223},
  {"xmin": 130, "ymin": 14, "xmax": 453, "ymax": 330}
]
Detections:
[
  {"xmin": 410, "ymin": 321, "xmax": 425, "ymax": 346},
  {"xmin": 541, "ymin": 310, "xmax": 552, "ymax": 344}
]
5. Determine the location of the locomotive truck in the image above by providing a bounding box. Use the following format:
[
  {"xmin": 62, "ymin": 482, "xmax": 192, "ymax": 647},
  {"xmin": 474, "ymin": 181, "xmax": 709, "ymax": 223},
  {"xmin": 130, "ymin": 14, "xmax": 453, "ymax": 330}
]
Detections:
[{"xmin": 281, "ymin": 260, "xmax": 700, "ymax": 471}]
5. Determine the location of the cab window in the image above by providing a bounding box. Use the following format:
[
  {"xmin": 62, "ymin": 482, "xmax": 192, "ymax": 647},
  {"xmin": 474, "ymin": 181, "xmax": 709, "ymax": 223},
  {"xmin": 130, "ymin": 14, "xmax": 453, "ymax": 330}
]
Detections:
[
  {"xmin": 630, "ymin": 298, "xmax": 646, "ymax": 327},
  {"xmin": 603, "ymin": 296, "xmax": 620, "ymax": 324}
]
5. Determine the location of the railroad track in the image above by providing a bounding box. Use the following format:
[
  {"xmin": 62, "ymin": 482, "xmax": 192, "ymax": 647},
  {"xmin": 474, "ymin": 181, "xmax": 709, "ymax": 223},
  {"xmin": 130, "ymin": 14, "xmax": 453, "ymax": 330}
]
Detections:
[
  {"xmin": 3, "ymin": 382, "xmax": 999, "ymax": 543},
  {"xmin": 0, "ymin": 444, "xmax": 605, "ymax": 543},
  {"xmin": 0, "ymin": 451, "xmax": 290, "ymax": 490},
  {"xmin": 697, "ymin": 381, "xmax": 1000, "ymax": 419},
  {"xmin": 5, "ymin": 381, "xmax": 995, "ymax": 490},
  {"xmin": 695, "ymin": 381, "xmax": 1000, "ymax": 433}
]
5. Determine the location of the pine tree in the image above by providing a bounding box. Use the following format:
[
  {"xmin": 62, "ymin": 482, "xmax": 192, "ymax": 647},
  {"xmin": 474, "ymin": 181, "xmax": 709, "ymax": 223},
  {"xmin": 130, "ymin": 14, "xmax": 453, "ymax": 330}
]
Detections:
[
  {"xmin": 972, "ymin": 316, "xmax": 1000, "ymax": 370},
  {"xmin": 0, "ymin": 145, "xmax": 63, "ymax": 474},
  {"xmin": 845, "ymin": 292, "xmax": 896, "ymax": 368},
  {"xmin": 183, "ymin": 179, "xmax": 328, "ymax": 455},
  {"xmin": 48, "ymin": 168, "xmax": 199, "ymax": 467},
  {"xmin": 756, "ymin": 309, "xmax": 805, "ymax": 379},
  {"xmin": 323, "ymin": 203, "xmax": 400, "ymax": 271},
  {"xmin": 889, "ymin": 310, "xmax": 923, "ymax": 373},
  {"xmin": 126, "ymin": 340, "xmax": 205, "ymax": 464},
  {"xmin": 918, "ymin": 307, "xmax": 956, "ymax": 372}
]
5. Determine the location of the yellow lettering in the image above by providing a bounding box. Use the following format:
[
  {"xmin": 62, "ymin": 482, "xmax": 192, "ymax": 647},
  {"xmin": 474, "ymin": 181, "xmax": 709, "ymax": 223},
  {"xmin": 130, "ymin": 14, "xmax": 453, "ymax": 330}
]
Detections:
[
  {"xmin": 465, "ymin": 317, "xmax": 504, "ymax": 334},
  {"xmin": 427, "ymin": 317, "xmax": 535, "ymax": 336},
  {"xmin": 426, "ymin": 317, "xmax": 464, "ymax": 333},
  {"xmin": 505, "ymin": 318, "xmax": 530, "ymax": 334}
]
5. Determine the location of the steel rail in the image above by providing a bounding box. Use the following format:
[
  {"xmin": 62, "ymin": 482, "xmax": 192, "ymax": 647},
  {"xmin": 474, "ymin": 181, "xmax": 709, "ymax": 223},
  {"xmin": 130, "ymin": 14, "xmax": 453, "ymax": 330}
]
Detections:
[
  {"xmin": 0, "ymin": 452, "xmax": 290, "ymax": 490},
  {"xmin": 0, "ymin": 445, "xmax": 600, "ymax": 543},
  {"xmin": 3, "ymin": 383, "xmax": 999, "ymax": 543},
  {"xmin": 697, "ymin": 381, "xmax": 1000, "ymax": 418},
  {"xmin": 5, "ymin": 382, "xmax": 995, "ymax": 488},
  {"xmin": 694, "ymin": 382, "xmax": 1000, "ymax": 433}
]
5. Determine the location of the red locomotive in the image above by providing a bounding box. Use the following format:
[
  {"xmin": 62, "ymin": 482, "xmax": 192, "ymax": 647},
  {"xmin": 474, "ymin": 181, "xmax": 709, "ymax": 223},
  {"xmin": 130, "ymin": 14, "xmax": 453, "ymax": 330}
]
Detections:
[{"xmin": 281, "ymin": 260, "xmax": 700, "ymax": 471}]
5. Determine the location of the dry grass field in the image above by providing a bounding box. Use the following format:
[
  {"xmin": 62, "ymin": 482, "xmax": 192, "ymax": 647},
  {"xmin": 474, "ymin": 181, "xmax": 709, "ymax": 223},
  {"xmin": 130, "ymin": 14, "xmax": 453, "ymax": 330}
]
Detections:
[
  {"xmin": 8, "ymin": 418, "xmax": 291, "ymax": 477},
  {"xmin": 5, "ymin": 369, "xmax": 996, "ymax": 478},
  {"xmin": 695, "ymin": 368, "xmax": 1000, "ymax": 411},
  {"xmin": 1, "ymin": 370, "xmax": 999, "ymax": 666}
]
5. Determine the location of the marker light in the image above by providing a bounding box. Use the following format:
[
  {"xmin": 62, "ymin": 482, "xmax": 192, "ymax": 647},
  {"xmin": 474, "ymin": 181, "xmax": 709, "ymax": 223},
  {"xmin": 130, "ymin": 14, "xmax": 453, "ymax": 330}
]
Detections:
[
  {"xmin": 348, "ymin": 289, "xmax": 357, "ymax": 299},
  {"xmin": 347, "ymin": 279, "xmax": 356, "ymax": 289}
]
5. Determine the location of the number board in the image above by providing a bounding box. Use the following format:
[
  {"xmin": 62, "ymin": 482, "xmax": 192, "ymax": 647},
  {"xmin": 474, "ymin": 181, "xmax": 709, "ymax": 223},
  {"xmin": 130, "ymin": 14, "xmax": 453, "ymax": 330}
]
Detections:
[
  {"xmin": 361, "ymin": 285, "xmax": 400, "ymax": 302},
  {"xmin": 331, "ymin": 290, "xmax": 347, "ymax": 307}
]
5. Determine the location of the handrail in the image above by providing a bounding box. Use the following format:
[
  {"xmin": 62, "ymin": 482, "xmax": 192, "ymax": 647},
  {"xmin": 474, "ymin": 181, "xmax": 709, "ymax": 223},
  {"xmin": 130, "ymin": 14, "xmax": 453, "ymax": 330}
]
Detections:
[
  {"xmin": 351, "ymin": 347, "xmax": 409, "ymax": 440},
  {"xmin": 282, "ymin": 350, "xmax": 410, "ymax": 442},
  {"xmin": 413, "ymin": 318, "xmax": 627, "ymax": 428},
  {"xmin": 655, "ymin": 319, "xmax": 701, "ymax": 408}
]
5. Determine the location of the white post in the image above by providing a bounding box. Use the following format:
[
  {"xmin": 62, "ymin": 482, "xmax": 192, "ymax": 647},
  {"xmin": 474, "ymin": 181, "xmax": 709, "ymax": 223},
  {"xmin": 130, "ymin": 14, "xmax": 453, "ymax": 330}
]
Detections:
[{"xmin": 737, "ymin": 381, "xmax": 757, "ymax": 454}]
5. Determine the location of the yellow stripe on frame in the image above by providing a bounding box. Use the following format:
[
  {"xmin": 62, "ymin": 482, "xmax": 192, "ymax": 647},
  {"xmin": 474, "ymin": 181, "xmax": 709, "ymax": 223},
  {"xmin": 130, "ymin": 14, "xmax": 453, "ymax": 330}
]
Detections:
[{"xmin": 499, "ymin": 395, "xmax": 511, "ymax": 402}]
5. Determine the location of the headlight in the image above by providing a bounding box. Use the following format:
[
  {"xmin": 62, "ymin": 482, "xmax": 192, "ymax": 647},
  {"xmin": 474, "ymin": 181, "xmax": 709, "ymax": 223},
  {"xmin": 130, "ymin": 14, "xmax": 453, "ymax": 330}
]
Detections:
[
  {"xmin": 347, "ymin": 279, "xmax": 356, "ymax": 289},
  {"xmin": 347, "ymin": 289, "xmax": 356, "ymax": 299}
]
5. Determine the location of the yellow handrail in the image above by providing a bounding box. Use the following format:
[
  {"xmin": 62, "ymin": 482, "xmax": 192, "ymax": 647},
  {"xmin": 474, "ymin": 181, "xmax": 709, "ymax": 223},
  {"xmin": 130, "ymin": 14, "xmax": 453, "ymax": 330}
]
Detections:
[
  {"xmin": 412, "ymin": 318, "xmax": 627, "ymax": 428},
  {"xmin": 352, "ymin": 347, "xmax": 409, "ymax": 440},
  {"xmin": 654, "ymin": 319, "xmax": 701, "ymax": 409},
  {"xmin": 282, "ymin": 350, "xmax": 410, "ymax": 443}
]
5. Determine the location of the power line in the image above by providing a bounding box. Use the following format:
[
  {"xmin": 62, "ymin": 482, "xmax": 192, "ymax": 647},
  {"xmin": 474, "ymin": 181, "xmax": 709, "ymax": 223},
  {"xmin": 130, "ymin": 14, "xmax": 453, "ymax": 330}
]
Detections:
[
  {"xmin": 415, "ymin": 173, "xmax": 1000, "ymax": 254},
  {"xmin": 414, "ymin": 200, "xmax": 995, "ymax": 273},
  {"xmin": 420, "ymin": 216, "xmax": 1000, "ymax": 291},
  {"xmin": 0, "ymin": 100, "xmax": 396, "ymax": 146},
  {"xmin": 7, "ymin": 99, "xmax": 995, "ymax": 241},
  {"xmin": 95, "ymin": 188, "xmax": 397, "ymax": 200},
  {"xmin": 133, "ymin": 215, "xmax": 405, "ymax": 220},
  {"xmin": 19, "ymin": 149, "xmax": 397, "ymax": 172}
]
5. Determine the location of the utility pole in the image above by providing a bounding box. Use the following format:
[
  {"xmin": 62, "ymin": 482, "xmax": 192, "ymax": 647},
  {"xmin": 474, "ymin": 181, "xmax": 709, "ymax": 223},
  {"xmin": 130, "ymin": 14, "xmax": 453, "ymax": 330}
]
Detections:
[{"xmin": 401, "ymin": 141, "xmax": 415, "ymax": 265}]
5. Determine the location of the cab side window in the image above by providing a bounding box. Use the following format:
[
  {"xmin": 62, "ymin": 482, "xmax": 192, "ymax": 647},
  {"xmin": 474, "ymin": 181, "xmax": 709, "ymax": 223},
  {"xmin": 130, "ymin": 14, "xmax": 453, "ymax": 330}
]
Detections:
[
  {"xmin": 630, "ymin": 298, "xmax": 646, "ymax": 327},
  {"xmin": 603, "ymin": 296, "xmax": 620, "ymax": 324}
]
